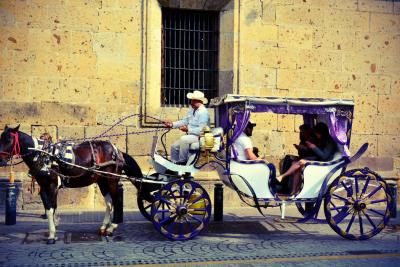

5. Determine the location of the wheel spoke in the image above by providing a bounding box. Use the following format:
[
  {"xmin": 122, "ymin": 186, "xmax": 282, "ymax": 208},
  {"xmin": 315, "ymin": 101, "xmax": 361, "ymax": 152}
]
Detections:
[
  {"xmin": 184, "ymin": 187, "xmax": 196, "ymax": 204},
  {"xmin": 358, "ymin": 213, "xmax": 364, "ymax": 236},
  {"xmin": 188, "ymin": 194, "xmax": 203, "ymax": 205},
  {"xmin": 188, "ymin": 208, "xmax": 207, "ymax": 212},
  {"xmin": 345, "ymin": 213, "xmax": 356, "ymax": 233},
  {"xmin": 158, "ymin": 195, "xmax": 174, "ymax": 206},
  {"xmin": 155, "ymin": 209, "xmax": 170, "ymax": 214},
  {"xmin": 367, "ymin": 208, "xmax": 385, "ymax": 217},
  {"xmin": 179, "ymin": 220, "xmax": 184, "ymax": 237},
  {"xmin": 333, "ymin": 209, "xmax": 351, "ymax": 224},
  {"xmin": 362, "ymin": 210, "xmax": 377, "ymax": 229},
  {"xmin": 187, "ymin": 213, "xmax": 203, "ymax": 223},
  {"xmin": 159, "ymin": 214, "xmax": 176, "ymax": 225},
  {"xmin": 365, "ymin": 184, "xmax": 383, "ymax": 199},
  {"xmin": 330, "ymin": 204, "xmax": 350, "ymax": 211},
  {"xmin": 369, "ymin": 198, "xmax": 387, "ymax": 205},
  {"xmin": 144, "ymin": 202, "xmax": 152, "ymax": 210},
  {"xmin": 355, "ymin": 176, "xmax": 359, "ymax": 198},
  {"xmin": 361, "ymin": 176, "xmax": 371, "ymax": 195},
  {"xmin": 184, "ymin": 216, "xmax": 195, "ymax": 232},
  {"xmin": 340, "ymin": 180, "xmax": 353, "ymax": 196},
  {"xmin": 332, "ymin": 193, "xmax": 350, "ymax": 203}
]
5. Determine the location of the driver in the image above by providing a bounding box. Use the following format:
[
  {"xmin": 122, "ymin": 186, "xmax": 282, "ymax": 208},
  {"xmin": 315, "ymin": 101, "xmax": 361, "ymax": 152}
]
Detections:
[{"xmin": 163, "ymin": 91, "xmax": 210, "ymax": 164}]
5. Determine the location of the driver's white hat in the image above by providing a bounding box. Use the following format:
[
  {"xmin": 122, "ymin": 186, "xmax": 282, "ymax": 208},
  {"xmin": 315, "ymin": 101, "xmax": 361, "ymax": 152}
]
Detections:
[{"xmin": 187, "ymin": 90, "xmax": 208, "ymax": 104}]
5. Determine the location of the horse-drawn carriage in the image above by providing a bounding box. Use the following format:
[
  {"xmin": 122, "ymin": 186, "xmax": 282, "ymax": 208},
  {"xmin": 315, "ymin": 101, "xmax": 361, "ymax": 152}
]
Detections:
[
  {"xmin": 140, "ymin": 94, "xmax": 392, "ymax": 241},
  {"xmin": 0, "ymin": 94, "xmax": 392, "ymax": 243}
]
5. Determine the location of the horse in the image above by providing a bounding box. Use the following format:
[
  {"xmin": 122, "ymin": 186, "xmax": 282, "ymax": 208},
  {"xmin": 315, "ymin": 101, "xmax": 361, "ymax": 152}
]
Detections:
[{"xmin": 0, "ymin": 125, "xmax": 143, "ymax": 244}]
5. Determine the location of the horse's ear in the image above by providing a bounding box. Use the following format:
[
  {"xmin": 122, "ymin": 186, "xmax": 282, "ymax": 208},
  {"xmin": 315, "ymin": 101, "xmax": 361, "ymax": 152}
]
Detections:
[
  {"xmin": 4, "ymin": 125, "xmax": 8, "ymax": 130},
  {"xmin": 9, "ymin": 124, "xmax": 20, "ymax": 132}
]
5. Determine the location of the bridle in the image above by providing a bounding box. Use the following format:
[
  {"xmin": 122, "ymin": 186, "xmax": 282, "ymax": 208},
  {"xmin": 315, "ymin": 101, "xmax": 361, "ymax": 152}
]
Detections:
[{"xmin": 0, "ymin": 131, "xmax": 25, "ymax": 166}]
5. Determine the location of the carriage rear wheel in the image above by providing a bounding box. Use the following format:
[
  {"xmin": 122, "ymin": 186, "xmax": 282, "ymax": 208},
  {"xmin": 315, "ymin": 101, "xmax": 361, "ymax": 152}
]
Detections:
[
  {"xmin": 324, "ymin": 168, "xmax": 391, "ymax": 240},
  {"xmin": 137, "ymin": 193, "xmax": 153, "ymax": 221},
  {"xmin": 137, "ymin": 174, "xmax": 163, "ymax": 221},
  {"xmin": 151, "ymin": 179, "xmax": 211, "ymax": 240}
]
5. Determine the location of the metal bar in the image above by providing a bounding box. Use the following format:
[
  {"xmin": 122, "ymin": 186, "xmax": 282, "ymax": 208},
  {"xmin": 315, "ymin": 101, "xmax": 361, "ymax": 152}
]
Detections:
[
  {"xmin": 197, "ymin": 12, "xmax": 200, "ymax": 91},
  {"xmin": 183, "ymin": 12, "xmax": 186, "ymax": 96},
  {"xmin": 168, "ymin": 11, "xmax": 171, "ymax": 105},
  {"xmin": 188, "ymin": 12, "xmax": 191, "ymax": 98},
  {"xmin": 178, "ymin": 13, "xmax": 181, "ymax": 106},
  {"xmin": 173, "ymin": 10, "xmax": 176, "ymax": 105}
]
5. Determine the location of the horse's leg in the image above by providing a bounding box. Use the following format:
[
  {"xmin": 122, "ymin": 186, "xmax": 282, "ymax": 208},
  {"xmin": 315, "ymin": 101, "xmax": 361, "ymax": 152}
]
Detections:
[
  {"xmin": 41, "ymin": 183, "xmax": 59, "ymax": 244},
  {"xmin": 97, "ymin": 176, "xmax": 120, "ymax": 236},
  {"xmin": 106, "ymin": 178, "xmax": 120, "ymax": 235},
  {"xmin": 97, "ymin": 179, "xmax": 113, "ymax": 235}
]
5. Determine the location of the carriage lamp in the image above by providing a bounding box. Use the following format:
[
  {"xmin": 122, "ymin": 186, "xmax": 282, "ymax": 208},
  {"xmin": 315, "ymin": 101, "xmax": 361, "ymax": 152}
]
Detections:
[
  {"xmin": 199, "ymin": 126, "xmax": 215, "ymax": 163},
  {"xmin": 202, "ymin": 126, "xmax": 215, "ymax": 150}
]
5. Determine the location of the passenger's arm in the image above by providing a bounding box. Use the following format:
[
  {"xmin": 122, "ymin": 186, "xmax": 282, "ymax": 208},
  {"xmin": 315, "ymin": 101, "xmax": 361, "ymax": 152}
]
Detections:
[
  {"xmin": 310, "ymin": 141, "xmax": 336, "ymax": 161},
  {"xmin": 245, "ymin": 148, "xmax": 259, "ymax": 160}
]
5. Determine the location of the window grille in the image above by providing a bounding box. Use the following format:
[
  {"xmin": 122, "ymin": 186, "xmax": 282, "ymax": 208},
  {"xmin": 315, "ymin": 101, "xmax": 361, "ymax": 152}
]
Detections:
[{"xmin": 162, "ymin": 8, "xmax": 219, "ymax": 106}]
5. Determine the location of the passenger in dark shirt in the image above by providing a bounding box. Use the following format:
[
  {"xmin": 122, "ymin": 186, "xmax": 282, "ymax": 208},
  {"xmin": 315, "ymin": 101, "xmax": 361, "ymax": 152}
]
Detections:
[
  {"xmin": 294, "ymin": 124, "xmax": 317, "ymax": 160},
  {"xmin": 277, "ymin": 122, "xmax": 337, "ymax": 194}
]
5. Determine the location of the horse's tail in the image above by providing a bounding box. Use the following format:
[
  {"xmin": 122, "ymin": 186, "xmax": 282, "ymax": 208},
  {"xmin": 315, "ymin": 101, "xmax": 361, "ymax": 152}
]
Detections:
[{"xmin": 122, "ymin": 152, "xmax": 143, "ymax": 182}]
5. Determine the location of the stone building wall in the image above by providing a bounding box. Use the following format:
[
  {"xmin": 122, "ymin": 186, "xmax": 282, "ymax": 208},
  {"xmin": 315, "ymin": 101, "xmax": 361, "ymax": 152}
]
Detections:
[{"xmin": 0, "ymin": 0, "xmax": 399, "ymax": 210}]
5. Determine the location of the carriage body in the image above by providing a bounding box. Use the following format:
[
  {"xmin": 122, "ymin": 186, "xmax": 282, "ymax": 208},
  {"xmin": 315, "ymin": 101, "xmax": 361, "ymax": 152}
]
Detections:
[
  {"xmin": 208, "ymin": 94, "xmax": 392, "ymax": 240},
  {"xmin": 142, "ymin": 94, "xmax": 392, "ymax": 241},
  {"xmin": 209, "ymin": 94, "xmax": 356, "ymax": 203}
]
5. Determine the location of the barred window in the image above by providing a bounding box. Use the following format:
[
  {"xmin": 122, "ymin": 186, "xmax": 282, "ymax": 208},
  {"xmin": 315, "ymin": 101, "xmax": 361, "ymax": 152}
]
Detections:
[{"xmin": 162, "ymin": 8, "xmax": 219, "ymax": 106}]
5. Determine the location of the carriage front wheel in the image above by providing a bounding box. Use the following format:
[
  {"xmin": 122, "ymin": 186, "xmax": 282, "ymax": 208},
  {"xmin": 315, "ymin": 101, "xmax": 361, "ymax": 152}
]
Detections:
[
  {"xmin": 324, "ymin": 168, "xmax": 391, "ymax": 240},
  {"xmin": 151, "ymin": 179, "xmax": 212, "ymax": 240}
]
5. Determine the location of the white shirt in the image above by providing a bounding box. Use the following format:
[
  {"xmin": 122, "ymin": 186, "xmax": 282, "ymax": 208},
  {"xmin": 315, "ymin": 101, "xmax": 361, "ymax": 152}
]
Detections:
[
  {"xmin": 233, "ymin": 132, "xmax": 253, "ymax": 161},
  {"xmin": 172, "ymin": 105, "xmax": 210, "ymax": 136}
]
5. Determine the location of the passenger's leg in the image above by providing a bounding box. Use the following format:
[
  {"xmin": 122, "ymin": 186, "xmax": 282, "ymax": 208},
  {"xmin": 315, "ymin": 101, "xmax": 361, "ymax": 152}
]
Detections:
[
  {"xmin": 289, "ymin": 170, "xmax": 302, "ymax": 195},
  {"xmin": 178, "ymin": 135, "xmax": 199, "ymax": 163},
  {"xmin": 277, "ymin": 161, "xmax": 301, "ymax": 182}
]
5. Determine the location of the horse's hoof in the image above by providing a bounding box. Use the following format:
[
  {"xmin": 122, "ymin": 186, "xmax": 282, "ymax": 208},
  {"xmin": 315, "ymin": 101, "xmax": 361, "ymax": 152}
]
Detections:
[
  {"xmin": 99, "ymin": 229, "xmax": 107, "ymax": 236},
  {"xmin": 46, "ymin": 239, "xmax": 56, "ymax": 245},
  {"xmin": 106, "ymin": 231, "xmax": 113, "ymax": 237}
]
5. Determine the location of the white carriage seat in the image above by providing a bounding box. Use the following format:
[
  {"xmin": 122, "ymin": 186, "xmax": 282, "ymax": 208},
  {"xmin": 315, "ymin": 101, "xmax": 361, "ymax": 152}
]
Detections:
[
  {"xmin": 224, "ymin": 159, "xmax": 275, "ymax": 199},
  {"xmin": 295, "ymin": 152, "xmax": 346, "ymax": 199}
]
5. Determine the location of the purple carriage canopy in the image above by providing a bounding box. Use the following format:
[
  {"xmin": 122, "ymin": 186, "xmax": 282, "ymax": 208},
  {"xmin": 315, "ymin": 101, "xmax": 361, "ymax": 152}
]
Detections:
[{"xmin": 209, "ymin": 94, "xmax": 355, "ymax": 157}]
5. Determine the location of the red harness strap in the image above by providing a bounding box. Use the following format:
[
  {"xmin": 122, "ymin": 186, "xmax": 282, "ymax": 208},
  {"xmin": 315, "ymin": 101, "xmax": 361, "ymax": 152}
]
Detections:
[{"xmin": 10, "ymin": 132, "xmax": 21, "ymax": 157}]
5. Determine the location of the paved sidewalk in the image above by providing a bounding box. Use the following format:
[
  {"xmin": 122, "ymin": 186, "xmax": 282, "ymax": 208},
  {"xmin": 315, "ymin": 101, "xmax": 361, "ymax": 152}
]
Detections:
[{"xmin": 0, "ymin": 206, "xmax": 399, "ymax": 267}]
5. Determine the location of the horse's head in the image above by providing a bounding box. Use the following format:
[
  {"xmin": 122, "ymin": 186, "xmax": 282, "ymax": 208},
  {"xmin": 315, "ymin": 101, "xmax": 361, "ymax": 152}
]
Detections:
[{"xmin": 0, "ymin": 125, "xmax": 20, "ymax": 164}]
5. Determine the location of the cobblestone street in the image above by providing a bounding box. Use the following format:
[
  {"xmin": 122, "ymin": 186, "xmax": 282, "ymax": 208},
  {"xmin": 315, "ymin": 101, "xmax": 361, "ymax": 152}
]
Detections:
[{"xmin": 0, "ymin": 207, "xmax": 399, "ymax": 266}]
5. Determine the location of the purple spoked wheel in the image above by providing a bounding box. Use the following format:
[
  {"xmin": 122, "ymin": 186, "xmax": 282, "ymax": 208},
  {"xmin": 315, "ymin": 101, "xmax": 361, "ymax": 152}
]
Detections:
[
  {"xmin": 151, "ymin": 179, "xmax": 212, "ymax": 240},
  {"xmin": 137, "ymin": 193, "xmax": 153, "ymax": 221},
  {"xmin": 137, "ymin": 173, "xmax": 163, "ymax": 221},
  {"xmin": 324, "ymin": 168, "xmax": 391, "ymax": 240}
]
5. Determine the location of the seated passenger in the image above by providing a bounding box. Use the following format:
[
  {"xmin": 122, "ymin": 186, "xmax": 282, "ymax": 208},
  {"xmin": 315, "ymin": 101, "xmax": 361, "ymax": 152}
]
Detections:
[
  {"xmin": 233, "ymin": 120, "xmax": 260, "ymax": 161},
  {"xmin": 279, "ymin": 124, "xmax": 316, "ymax": 194},
  {"xmin": 276, "ymin": 122, "xmax": 337, "ymax": 193}
]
